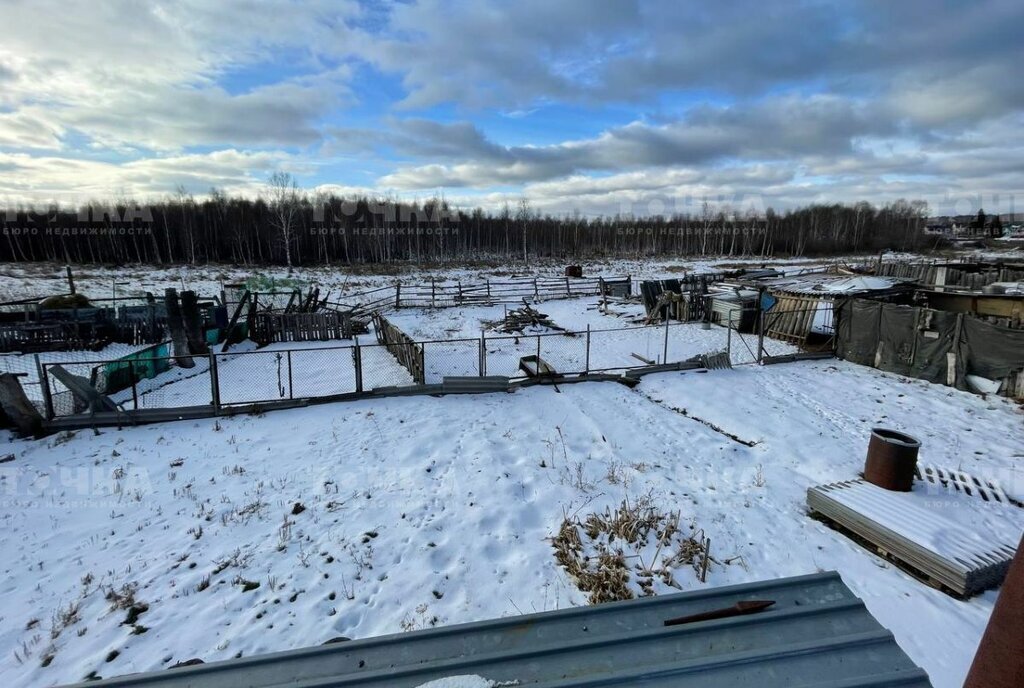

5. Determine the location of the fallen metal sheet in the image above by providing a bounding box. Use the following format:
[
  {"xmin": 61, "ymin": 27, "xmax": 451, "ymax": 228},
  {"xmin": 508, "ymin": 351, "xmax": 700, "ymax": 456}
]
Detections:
[
  {"xmin": 808, "ymin": 479, "xmax": 1019, "ymax": 596},
  {"xmin": 67, "ymin": 571, "xmax": 930, "ymax": 688},
  {"xmin": 441, "ymin": 376, "xmax": 511, "ymax": 394}
]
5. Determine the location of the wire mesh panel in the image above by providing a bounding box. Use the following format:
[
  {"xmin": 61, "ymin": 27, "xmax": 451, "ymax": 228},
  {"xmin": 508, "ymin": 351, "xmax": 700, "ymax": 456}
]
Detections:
[
  {"xmin": 122, "ymin": 355, "xmax": 212, "ymax": 409},
  {"xmin": 215, "ymin": 350, "xmax": 291, "ymax": 405},
  {"xmin": 483, "ymin": 334, "xmax": 542, "ymax": 378},
  {"xmin": 287, "ymin": 347, "xmax": 358, "ymax": 398},
  {"xmin": 421, "ymin": 339, "xmax": 481, "ymax": 382},
  {"xmin": 43, "ymin": 360, "xmax": 105, "ymax": 416},
  {"xmin": 587, "ymin": 326, "xmax": 669, "ymax": 371},
  {"xmin": 358, "ymin": 342, "xmax": 417, "ymax": 390},
  {"xmin": 538, "ymin": 331, "xmax": 587, "ymax": 375},
  {"xmin": 42, "ymin": 353, "xmax": 213, "ymax": 415}
]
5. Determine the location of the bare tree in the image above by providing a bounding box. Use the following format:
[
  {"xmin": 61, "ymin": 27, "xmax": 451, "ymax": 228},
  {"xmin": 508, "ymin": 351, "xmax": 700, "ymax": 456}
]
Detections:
[{"xmin": 267, "ymin": 171, "xmax": 300, "ymax": 269}]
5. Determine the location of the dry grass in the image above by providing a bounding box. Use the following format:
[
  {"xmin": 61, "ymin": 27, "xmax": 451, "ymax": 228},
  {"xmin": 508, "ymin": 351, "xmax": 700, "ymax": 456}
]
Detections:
[{"xmin": 552, "ymin": 496, "xmax": 714, "ymax": 604}]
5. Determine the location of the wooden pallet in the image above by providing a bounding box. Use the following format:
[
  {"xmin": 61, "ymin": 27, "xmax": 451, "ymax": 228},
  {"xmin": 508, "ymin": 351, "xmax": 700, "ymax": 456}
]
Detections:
[{"xmin": 807, "ymin": 479, "xmax": 1017, "ymax": 597}]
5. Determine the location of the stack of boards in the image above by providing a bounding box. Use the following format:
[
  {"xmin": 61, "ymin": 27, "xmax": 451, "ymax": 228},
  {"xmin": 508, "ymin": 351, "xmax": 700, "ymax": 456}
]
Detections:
[{"xmin": 808, "ymin": 479, "xmax": 1018, "ymax": 597}]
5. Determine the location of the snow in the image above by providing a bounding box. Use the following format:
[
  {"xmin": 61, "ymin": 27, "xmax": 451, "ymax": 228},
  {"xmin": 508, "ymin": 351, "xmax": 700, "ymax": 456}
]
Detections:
[
  {"xmin": 2, "ymin": 356, "xmax": 1021, "ymax": 687},
  {"xmin": 414, "ymin": 676, "xmax": 498, "ymax": 688},
  {"xmin": 820, "ymin": 276, "xmax": 897, "ymax": 292},
  {"xmin": 0, "ymin": 260, "xmax": 1022, "ymax": 688},
  {"xmin": 815, "ymin": 480, "xmax": 1022, "ymax": 563}
]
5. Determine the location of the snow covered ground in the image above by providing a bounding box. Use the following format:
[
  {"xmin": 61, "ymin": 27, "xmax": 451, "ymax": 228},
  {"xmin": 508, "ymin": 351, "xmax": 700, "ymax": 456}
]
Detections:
[
  {"xmin": 1, "ymin": 355, "xmax": 1022, "ymax": 687},
  {"xmin": 1, "ymin": 257, "xmax": 1023, "ymax": 688},
  {"xmin": 0, "ymin": 253, "xmax": 929, "ymax": 304}
]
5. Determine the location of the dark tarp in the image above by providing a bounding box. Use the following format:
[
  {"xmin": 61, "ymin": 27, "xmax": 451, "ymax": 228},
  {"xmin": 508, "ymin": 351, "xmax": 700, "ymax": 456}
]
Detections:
[
  {"xmin": 960, "ymin": 316, "xmax": 1024, "ymax": 381},
  {"xmin": 836, "ymin": 297, "xmax": 1023, "ymax": 396},
  {"xmin": 836, "ymin": 299, "xmax": 881, "ymax": 366},
  {"xmin": 910, "ymin": 309, "xmax": 958, "ymax": 384},
  {"xmin": 875, "ymin": 303, "xmax": 917, "ymax": 377}
]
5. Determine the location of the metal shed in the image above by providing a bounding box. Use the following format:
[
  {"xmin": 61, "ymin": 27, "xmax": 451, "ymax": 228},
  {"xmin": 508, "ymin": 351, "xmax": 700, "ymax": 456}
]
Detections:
[{"xmin": 68, "ymin": 571, "xmax": 930, "ymax": 687}]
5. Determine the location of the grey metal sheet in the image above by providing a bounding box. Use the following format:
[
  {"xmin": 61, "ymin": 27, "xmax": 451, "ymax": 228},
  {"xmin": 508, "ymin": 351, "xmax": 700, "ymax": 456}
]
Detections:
[
  {"xmin": 808, "ymin": 480, "xmax": 1017, "ymax": 596},
  {"xmin": 67, "ymin": 572, "xmax": 930, "ymax": 688}
]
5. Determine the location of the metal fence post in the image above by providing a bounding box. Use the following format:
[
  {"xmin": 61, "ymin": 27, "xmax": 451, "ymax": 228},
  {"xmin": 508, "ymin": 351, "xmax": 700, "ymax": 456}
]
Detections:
[
  {"xmin": 757, "ymin": 289, "xmax": 766, "ymax": 364},
  {"xmin": 727, "ymin": 314, "xmax": 732, "ymax": 361},
  {"xmin": 585, "ymin": 325, "xmax": 591, "ymax": 373},
  {"xmin": 354, "ymin": 337, "xmax": 363, "ymax": 393},
  {"xmin": 35, "ymin": 355, "xmax": 55, "ymax": 420},
  {"xmin": 479, "ymin": 331, "xmax": 486, "ymax": 376},
  {"xmin": 128, "ymin": 360, "xmax": 139, "ymax": 410},
  {"xmin": 209, "ymin": 352, "xmax": 221, "ymax": 412},
  {"xmin": 536, "ymin": 334, "xmax": 541, "ymax": 366},
  {"xmin": 663, "ymin": 316, "xmax": 669, "ymax": 364},
  {"xmin": 287, "ymin": 350, "xmax": 294, "ymax": 400}
]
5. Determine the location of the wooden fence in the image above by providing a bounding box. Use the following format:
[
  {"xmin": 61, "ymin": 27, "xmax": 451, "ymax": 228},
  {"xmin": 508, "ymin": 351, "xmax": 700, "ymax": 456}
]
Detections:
[
  {"xmin": 327, "ymin": 275, "xmax": 631, "ymax": 314},
  {"xmin": 764, "ymin": 293, "xmax": 831, "ymax": 343},
  {"xmin": 251, "ymin": 311, "xmax": 356, "ymax": 345},
  {"xmin": 372, "ymin": 313, "xmax": 425, "ymax": 384},
  {"xmin": 873, "ymin": 261, "xmax": 1024, "ymax": 289}
]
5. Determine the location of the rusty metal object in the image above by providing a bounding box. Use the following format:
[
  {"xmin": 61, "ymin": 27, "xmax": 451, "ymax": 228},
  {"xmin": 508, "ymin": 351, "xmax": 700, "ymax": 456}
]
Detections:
[
  {"xmin": 964, "ymin": 534, "xmax": 1024, "ymax": 688},
  {"xmin": 864, "ymin": 428, "xmax": 920, "ymax": 491},
  {"xmin": 664, "ymin": 600, "xmax": 775, "ymax": 626}
]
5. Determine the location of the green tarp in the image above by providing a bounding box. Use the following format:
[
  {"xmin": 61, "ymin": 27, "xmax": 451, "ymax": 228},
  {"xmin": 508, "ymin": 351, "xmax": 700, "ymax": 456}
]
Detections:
[
  {"xmin": 101, "ymin": 342, "xmax": 172, "ymax": 394},
  {"xmin": 836, "ymin": 298, "xmax": 1024, "ymax": 395}
]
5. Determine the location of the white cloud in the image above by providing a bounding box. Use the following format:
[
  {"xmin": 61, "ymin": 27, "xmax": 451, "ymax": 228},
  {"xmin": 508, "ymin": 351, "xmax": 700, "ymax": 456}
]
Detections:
[{"xmin": 0, "ymin": 149, "xmax": 293, "ymax": 203}]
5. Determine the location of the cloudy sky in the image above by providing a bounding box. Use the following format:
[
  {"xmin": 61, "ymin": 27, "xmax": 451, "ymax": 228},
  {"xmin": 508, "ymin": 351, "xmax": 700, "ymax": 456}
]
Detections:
[{"xmin": 1, "ymin": 0, "xmax": 1021, "ymax": 216}]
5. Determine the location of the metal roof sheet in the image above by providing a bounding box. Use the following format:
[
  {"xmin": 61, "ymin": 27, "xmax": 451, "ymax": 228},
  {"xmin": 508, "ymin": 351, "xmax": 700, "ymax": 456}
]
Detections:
[{"xmin": 67, "ymin": 571, "xmax": 931, "ymax": 688}]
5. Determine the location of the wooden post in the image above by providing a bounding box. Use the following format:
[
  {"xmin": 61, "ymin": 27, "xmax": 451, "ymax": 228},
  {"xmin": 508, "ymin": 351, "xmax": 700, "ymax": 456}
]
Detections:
[
  {"xmin": 0, "ymin": 373, "xmax": 44, "ymax": 437},
  {"xmin": 431, "ymin": 279, "xmax": 436, "ymax": 308},
  {"xmin": 164, "ymin": 288, "xmax": 195, "ymax": 368},
  {"xmin": 180, "ymin": 290, "xmax": 209, "ymax": 355},
  {"xmin": 395, "ymin": 282, "xmax": 401, "ymax": 309}
]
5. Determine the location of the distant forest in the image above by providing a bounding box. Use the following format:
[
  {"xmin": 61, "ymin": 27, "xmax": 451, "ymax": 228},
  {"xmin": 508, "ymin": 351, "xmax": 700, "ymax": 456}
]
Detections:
[{"xmin": 0, "ymin": 188, "xmax": 931, "ymax": 266}]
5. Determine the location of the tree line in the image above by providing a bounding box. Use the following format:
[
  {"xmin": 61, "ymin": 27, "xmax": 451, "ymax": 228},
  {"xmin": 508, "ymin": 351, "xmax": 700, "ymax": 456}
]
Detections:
[{"xmin": 0, "ymin": 184, "xmax": 931, "ymax": 266}]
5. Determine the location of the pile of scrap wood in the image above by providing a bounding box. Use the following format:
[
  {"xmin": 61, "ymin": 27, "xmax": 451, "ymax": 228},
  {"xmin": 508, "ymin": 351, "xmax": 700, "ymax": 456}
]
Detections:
[
  {"xmin": 490, "ymin": 301, "xmax": 568, "ymax": 334},
  {"xmin": 592, "ymin": 293, "xmax": 644, "ymax": 321}
]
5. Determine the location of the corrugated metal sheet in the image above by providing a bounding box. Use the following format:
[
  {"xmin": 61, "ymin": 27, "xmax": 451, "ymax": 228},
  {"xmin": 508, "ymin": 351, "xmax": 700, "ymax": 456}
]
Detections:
[
  {"xmin": 67, "ymin": 571, "xmax": 931, "ymax": 688},
  {"xmin": 809, "ymin": 480, "xmax": 1018, "ymax": 596}
]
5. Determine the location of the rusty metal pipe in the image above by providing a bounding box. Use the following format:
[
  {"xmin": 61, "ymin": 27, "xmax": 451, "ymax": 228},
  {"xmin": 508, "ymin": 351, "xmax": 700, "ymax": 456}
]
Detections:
[{"xmin": 864, "ymin": 428, "xmax": 920, "ymax": 492}]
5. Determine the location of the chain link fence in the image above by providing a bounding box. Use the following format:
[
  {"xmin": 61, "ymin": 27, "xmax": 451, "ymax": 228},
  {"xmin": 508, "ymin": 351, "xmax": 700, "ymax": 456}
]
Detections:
[
  {"xmin": 421, "ymin": 339, "xmax": 483, "ymax": 382},
  {"xmin": 31, "ymin": 309, "xmax": 832, "ymax": 421},
  {"xmin": 357, "ymin": 341, "xmax": 417, "ymax": 390}
]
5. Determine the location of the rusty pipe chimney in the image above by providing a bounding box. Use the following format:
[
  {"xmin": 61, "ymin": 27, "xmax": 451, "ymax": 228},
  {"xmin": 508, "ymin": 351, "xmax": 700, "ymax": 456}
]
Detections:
[{"xmin": 863, "ymin": 428, "xmax": 920, "ymax": 491}]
